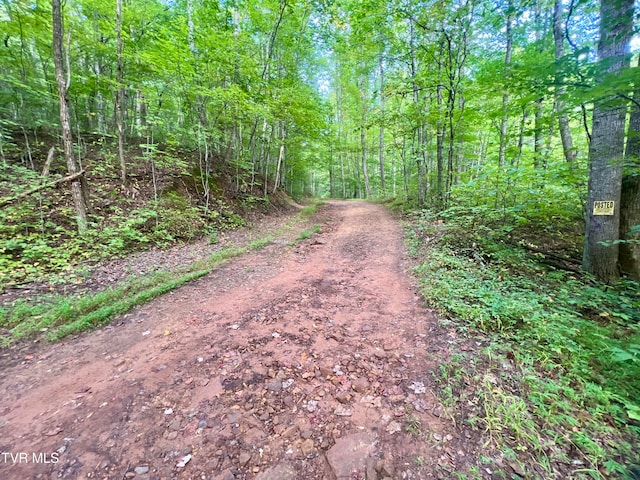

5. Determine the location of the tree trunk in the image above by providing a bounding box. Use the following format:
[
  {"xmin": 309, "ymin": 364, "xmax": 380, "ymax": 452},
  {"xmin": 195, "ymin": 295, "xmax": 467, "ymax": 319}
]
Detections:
[
  {"xmin": 337, "ymin": 89, "xmax": 346, "ymax": 199},
  {"xmin": 553, "ymin": 0, "xmax": 577, "ymax": 163},
  {"xmin": 187, "ymin": 0, "xmax": 195, "ymax": 54},
  {"xmin": 399, "ymin": 138, "xmax": 409, "ymax": 200},
  {"xmin": 436, "ymin": 82, "xmax": 444, "ymax": 206},
  {"xmin": 359, "ymin": 73, "xmax": 371, "ymax": 198},
  {"xmin": 498, "ymin": 2, "xmax": 513, "ymax": 167},
  {"xmin": 273, "ymin": 124, "xmax": 285, "ymax": 194},
  {"xmin": 340, "ymin": 149, "xmax": 346, "ymax": 199},
  {"xmin": 582, "ymin": 0, "xmax": 634, "ymax": 282},
  {"xmin": 533, "ymin": 1, "xmax": 544, "ymax": 169},
  {"xmin": 515, "ymin": 107, "xmax": 526, "ymax": 166},
  {"xmin": 378, "ymin": 53, "xmax": 386, "ymax": 194},
  {"xmin": 342, "ymin": 124, "xmax": 348, "ymax": 198},
  {"xmin": 409, "ymin": 16, "xmax": 425, "ymax": 205},
  {"xmin": 446, "ymin": 98, "xmax": 455, "ymax": 204},
  {"xmin": 263, "ymin": 122, "xmax": 275, "ymax": 197},
  {"xmin": 329, "ymin": 143, "xmax": 334, "ymax": 198},
  {"xmin": 534, "ymin": 100, "xmax": 544, "ymax": 168},
  {"xmin": 116, "ymin": 0, "xmax": 126, "ymax": 187},
  {"xmin": 52, "ymin": 0, "xmax": 88, "ymax": 234},
  {"xmin": 245, "ymin": 0, "xmax": 287, "ymax": 160},
  {"xmin": 619, "ymin": 56, "xmax": 640, "ymax": 280},
  {"xmin": 620, "ymin": 176, "xmax": 640, "ymax": 280},
  {"xmin": 93, "ymin": 54, "xmax": 105, "ymax": 133}
]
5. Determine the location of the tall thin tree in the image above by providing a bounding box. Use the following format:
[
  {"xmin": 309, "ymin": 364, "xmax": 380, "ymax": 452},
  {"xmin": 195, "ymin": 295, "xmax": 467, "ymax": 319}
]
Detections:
[
  {"xmin": 378, "ymin": 52, "xmax": 386, "ymax": 194},
  {"xmin": 498, "ymin": 0, "xmax": 514, "ymax": 167},
  {"xmin": 52, "ymin": 0, "xmax": 89, "ymax": 233},
  {"xmin": 553, "ymin": 0, "xmax": 576, "ymax": 163},
  {"xmin": 116, "ymin": 0, "xmax": 126, "ymax": 187}
]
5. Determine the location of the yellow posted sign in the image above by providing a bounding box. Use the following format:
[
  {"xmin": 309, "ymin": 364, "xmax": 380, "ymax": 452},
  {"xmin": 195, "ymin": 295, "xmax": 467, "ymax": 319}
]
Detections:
[{"xmin": 593, "ymin": 201, "xmax": 615, "ymax": 216}]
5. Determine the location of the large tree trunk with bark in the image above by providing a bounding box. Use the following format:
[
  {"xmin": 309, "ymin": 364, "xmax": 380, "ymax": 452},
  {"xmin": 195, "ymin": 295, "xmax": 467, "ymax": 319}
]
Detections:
[
  {"xmin": 582, "ymin": 0, "xmax": 634, "ymax": 282},
  {"xmin": 619, "ymin": 57, "xmax": 640, "ymax": 280},
  {"xmin": 52, "ymin": 0, "xmax": 89, "ymax": 234}
]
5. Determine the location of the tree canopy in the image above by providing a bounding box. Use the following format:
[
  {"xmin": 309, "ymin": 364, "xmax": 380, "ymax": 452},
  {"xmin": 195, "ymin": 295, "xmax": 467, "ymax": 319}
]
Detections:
[{"xmin": 0, "ymin": 0, "xmax": 639, "ymax": 280}]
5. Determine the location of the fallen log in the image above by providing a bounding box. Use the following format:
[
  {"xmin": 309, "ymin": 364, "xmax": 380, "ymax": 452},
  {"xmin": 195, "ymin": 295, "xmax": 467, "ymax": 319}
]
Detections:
[
  {"xmin": 520, "ymin": 243, "xmax": 581, "ymax": 265},
  {"xmin": 0, "ymin": 169, "xmax": 86, "ymax": 209},
  {"xmin": 537, "ymin": 257, "xmax": 583, "ymax": 274}
]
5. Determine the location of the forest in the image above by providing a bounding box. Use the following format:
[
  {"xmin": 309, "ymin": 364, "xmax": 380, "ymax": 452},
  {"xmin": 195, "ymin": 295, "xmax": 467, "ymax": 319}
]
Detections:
[
  {"xmin": 1, "ymin": 0, "xmax": 639, "ymax": 281},
  {"xmin": 1, "ymin": 0, "xmax": 639, "ymax": 478}
]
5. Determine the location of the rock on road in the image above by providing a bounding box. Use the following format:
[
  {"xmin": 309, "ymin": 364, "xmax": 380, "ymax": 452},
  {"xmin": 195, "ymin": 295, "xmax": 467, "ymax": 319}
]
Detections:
[{"xmin": 0, "ymin": 201, "xmax": 451, "ymax": 480}]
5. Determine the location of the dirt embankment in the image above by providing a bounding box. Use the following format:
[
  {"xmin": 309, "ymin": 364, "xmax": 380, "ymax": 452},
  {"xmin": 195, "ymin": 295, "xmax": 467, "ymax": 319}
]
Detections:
[{"xmin": 0, "ymin": 201, "xmax": 466, "ymax": 480}]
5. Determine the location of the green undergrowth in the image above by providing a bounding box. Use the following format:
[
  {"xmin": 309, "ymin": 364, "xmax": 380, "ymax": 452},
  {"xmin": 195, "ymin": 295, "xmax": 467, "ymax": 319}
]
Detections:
[
  {"xmin": 0, "ymin": 201, "xmax": 323, "ymax": 345},
  {"xmin": 406, "ymin": 208, "xmax": 640, "ymax": 479},
  {"xmin": 295, "ymin": 224, "xmax": 322, "ymax": 242},
  {"xmin": 298, "ymin": 200, "xmax": 324, "ymax": 216},
  {"xmin": 0, "ymin": 182, "xmax": 246, "ymax": 288}
]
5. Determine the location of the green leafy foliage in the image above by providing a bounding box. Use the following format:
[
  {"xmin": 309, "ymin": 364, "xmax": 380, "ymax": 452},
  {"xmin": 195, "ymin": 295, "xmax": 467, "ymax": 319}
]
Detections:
[
  {"xmin": 408, "ymin": 208, "xmax": 640, "ymax": 477},
  {"xmin": 0, "ymin": 177, "xmax": 246, "ymax": 288},
  {"xmin": 0, "ymin": 207, "xmax": 319, "ymax": 343},
  {"xmin": 156, "ymin": 192, "xmax": 204, "ymax": 241}
]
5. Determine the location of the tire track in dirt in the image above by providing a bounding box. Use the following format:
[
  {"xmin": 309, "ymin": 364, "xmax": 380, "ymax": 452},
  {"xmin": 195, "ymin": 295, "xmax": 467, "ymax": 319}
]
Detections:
[{"xmin": 0, "ymin": 201, "xmax": 453, "ymax": 480}]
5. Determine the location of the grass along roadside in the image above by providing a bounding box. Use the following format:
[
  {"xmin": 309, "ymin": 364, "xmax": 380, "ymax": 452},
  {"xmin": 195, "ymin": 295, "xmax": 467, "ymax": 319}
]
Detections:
[
  {"xmin": 0, "ymin": 201, "xmax": 323, "ymax": 345},
  {"xmin": 295, "ymin": 224, "xmax": 322, "ymax": 242},
  {"xmin": 404, "ymin": 209, "xmax": 640, "ymax": 479}
]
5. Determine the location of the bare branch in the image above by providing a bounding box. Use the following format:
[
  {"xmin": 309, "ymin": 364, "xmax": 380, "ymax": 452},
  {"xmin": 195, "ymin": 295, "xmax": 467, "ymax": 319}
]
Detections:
[
  {"xmin": 565, "ymin": 0, "xmax": 578, "ymax": 51},
  {"xmin": 581, "ymin": 104, "xmax": 591, "ymax": 144},
  {"xmin": 619, "ymin": 93, "xmax": 640, "ymax": 110}
]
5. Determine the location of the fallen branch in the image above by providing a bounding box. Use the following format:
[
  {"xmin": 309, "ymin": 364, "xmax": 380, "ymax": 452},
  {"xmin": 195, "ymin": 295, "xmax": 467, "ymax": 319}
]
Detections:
[
  {"xmin": 0, "ymin": 169, "xmax": 86, "ymax": 208},
  {"xmin": 537, "ymin": 257, "xmax": 583, "ymax": 274},
  {"xmin": 520, "ymin": 243, "xmax": 581, "ymax": 265},
  {"xmin": 517, "ymin": 243, "xmax": 584, "ymax": 274}
]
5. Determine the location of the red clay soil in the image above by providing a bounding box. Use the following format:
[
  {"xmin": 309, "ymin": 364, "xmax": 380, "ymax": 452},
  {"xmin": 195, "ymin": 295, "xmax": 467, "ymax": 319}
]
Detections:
[{"xmin": 0, "ymin": 201, "xmax": 460, "ymax": 480}]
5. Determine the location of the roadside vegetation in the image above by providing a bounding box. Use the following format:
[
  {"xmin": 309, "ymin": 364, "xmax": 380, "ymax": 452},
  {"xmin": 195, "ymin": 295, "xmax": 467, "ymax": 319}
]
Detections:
[
  {"xmin": 0, "ymin": 137, "xmax": 322, "ymax": 345},
  {"xmin": 401, "ymin": 200, "xmax": 640, "ymax": 479},
  {"xmin": 295, "ymin": 223, "xmax": 322, "ymax": 242},
  {"xmin": 0, "ymin": 200, "xmax": 320, "ymax": 345},
  {"xmin": 1, "ymin": 0, "xmax": 639, "ymax": 476},
  {"xmin": 0, "ymin": 137, "xmax": 275, "ymax": 289}
]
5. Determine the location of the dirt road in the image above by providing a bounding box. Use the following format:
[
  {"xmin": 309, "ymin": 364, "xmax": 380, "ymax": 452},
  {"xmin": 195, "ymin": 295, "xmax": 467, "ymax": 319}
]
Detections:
[{"xmin": 0, "ymin": 201, "xmax": 455, "ymax": 480}]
